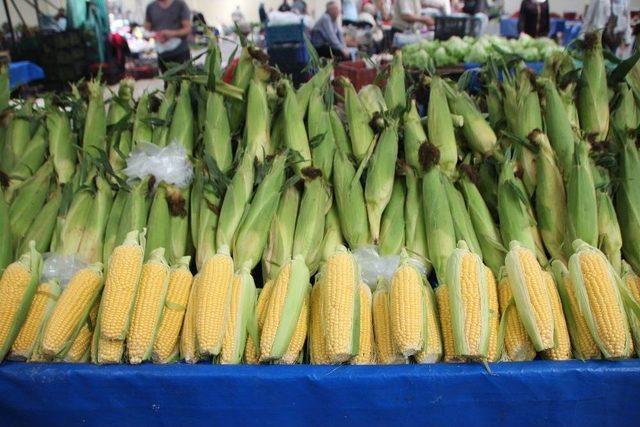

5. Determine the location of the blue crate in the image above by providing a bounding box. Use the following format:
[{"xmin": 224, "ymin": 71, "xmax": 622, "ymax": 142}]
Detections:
[
  {"xmin": 268, "ymin": 43, "xmax": 310, "ymax": 66},
  {"xmin": 265, "ymin": 23, "xmax": 306, "ymax": 46}
]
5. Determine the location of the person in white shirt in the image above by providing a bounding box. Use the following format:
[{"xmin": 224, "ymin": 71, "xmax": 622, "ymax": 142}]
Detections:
[{"xmin": 391, "ymin": 0, "xmax": 434, "ymax": 32}]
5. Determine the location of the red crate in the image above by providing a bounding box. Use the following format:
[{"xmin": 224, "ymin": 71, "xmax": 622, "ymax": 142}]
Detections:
[{"xmin": 334, "ymin": 60, "xmax": 388, "ymax": 97}]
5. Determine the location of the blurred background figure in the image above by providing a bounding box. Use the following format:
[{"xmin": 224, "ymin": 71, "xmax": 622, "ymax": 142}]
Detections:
[
  {"xmin": 422, "ymin": 0, "xmax": 452, "ymax": 17},
  {"xmin": 54, "ymin": 8, "xmax": 68, "ymax": 31},
  {"xmin": 452, "ymin": 0, "xmax": 488, "ymax": 35},
  {"xmin": 517, "ymin": 0, "xmax": 550, "ymax": 38},
  {"xmin": 606, "ymin": 0, "xmax": 632, "ymax": 55},
  {"xmin": 311, "ymin": 1, "xmax": 351, "ymax": 60},
  {"xmin": 279, "ymin": 0, "xmax": 292, "ymax": 12},
  {"xmin": 343, "ymin": 0, "xmax": 361, "ymax": 22},
  {"xmin": 392, "ymin": 0, "xmax": 435, "ymax": 33},
  {"xmin": 292, "ymin": 0, "xmax": 308, "ymax": 14},
  {"xmin": 145, "ymin": 0, "xmax": 192, "ymax": 74}
]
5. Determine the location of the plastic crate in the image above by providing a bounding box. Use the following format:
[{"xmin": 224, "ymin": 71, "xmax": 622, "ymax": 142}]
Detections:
[
  {"xmin": 265, "ymin": 23, "xmax": 305, "ymax": 46},
  {"xmin": 434, "ymin": 16, "xmax": 482, "ymax": 40},
  {"xmin": 268, "ymin": 43, "xmax": 310, "ymax": 67},
  {"xmin": 334, "ymin": 60, "xmax": 378, "ymax": 94}
]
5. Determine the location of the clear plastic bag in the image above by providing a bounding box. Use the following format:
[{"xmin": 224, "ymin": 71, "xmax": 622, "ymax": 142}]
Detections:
[
  {"xmin": 354, "ymin": 246, "xmax": 429, "ymax": 289},
  {"xmin": 42, "ymin": 254, "xmax": 89, "ymax": 289},
  {"xmin": 122, "ymin": 141, "xmax": 193, "ymax": 188}
]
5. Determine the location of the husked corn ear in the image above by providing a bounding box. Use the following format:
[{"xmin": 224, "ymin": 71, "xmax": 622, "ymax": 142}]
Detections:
[
  {"xmin": 390, "ymin": 258, "xmax": 425, "ymax": 357},
  {"xmin": 415, "ymin": 284, "xmax": 443, "ymax": 364},
  {"xmin": 435, "ymin": 284, "xmax": 463, "ymax": 363},
  {"xmin": 621, "ymin": 262, "xmax": 640, "ymax": 357},
  {"xmin": 446, "ymin": 241, "xmax": 490, "ymax": 359},
  {"xmin": 279, "ymin": 291, "xmax": 309, "ymax": 365},
  {"xmin": 309, "ymin": 279, "xmax": 329, "ymax": 364},
  {"xmin": 0, "ymin": 242, "xmax": 43, "ymax": 361},
  {"xmin": 221, "ymin": 265, "xmax": 257, "ymax": 364},
  {"xmin": 485, "ymin": 267, "xmax": 501, "ymax": 362},
  {"xmin": 196, "ymin": 246, "xmax": 234, "ymax": 357},
  {"xmin": 351, "ymin": 283, "xmax": 375, "ymax": 364},
  {"xmin": 41, "ymin": 263, "xmax": 103, "ymax": 358},
  {"xmin": 153, "ymin": 256, "xmax": 193, "ymax": 364},
  {"xmin": 373, "ymin": 278, "xmax": 403, "ymax": 364},
  {"xmin": 541, "ymin": 271, "xmax": 572, "ymax": 360},
  {"xmin": 245, "ymin": 280, "xmax": 274, "ymax": 364},
  {"xmin": 569, "ymin": 240, "xmax": 631, "ymax": 359},
  {"xmin": 260, "ymin": 255, "xmax": 310, "ymax": 362},
  {"xmin": 98, "ymin": 230, "xmax": 145, "ymax": 341},
  {"xmin": 551, "ymin": 261, "xmax": 601, "ymax": 360},
  {"xmin": 97, "ymin": 336, "xmax": 124, "ymax": 364},
  {"xmin": 9, "ymin": 280, "xmax": 61, "ymax": 361},
  {"xmin": 127, "ymin": 248, "xmax": 170, "ymax": 364},
  {"xmin": 505, "ymin": 241, "xmax": 555, "ymax": 351},
  {"xmin": 181, "ymin": 274, "xmax": 201, "ymax": 363},
  {"xmin": 64, "ymin": 302, "xmax": 99, "ymax": 363},
  {"xmin": 498, "ymin": 272, "xmax": 536, "ymax": 361}
]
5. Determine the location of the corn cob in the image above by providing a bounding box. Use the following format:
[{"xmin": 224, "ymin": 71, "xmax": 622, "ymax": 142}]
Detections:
[
  {"xmin": 597, "ymin": 187, "xmax": 623, "ymax": 275},
  {"xmin": 309, "ymin": 278, "xmax": 330, "ymax": 364},
  {"xmin": 513, "ymin": 72, "xmax": 542, "ymax": 196},
  {"xmin": 384, "ymin": 51, "xmax": 406, "ymax": 111},
  {"xmin": 57, "ymin": 180, "xmax": 94, "ymax": 256},
  {"xmin": 320, "ymin": 205, "xmax": 344, "ymax": 264},
  {"xmin": 531, "ymin": 130, "xmax": 567, "ymax": 263},
  {"xmin": 566, "ymin": 140, "xmax": 598, "ymax": 249},
  {"xmin": 0, "ymin": 242, "xmax": 43, "ymax": 361},
  {"xmin": 106, "ymin": 80, "xmax": 134, "ymax": 172},
  {"xmin": 351, "ymin": 282, "xmax": 375, "ymax": 364},
  {"xmin": 279, "ymin": 289, "xmax": 309, "ymax": 365},
  {"xmin": 498, "ymin": 270, "xmax": 537, "ymax": 361},
  {"xmin": 152, "ymin": 82, "xmax": 176, "ymax": 146},
  {"xmin": 82, "ymin": 80, "xmax": 107, "ymax": 152},
  {"xmin": 568, "ymin": 240, "xmax": 631, "ymax": 359},
  {"xmin": 329, "ymin": 109, "xmax": 353, "ymax": 157},
  {"xmin": 616, "ymin": 136, "xmax": 640, "ymax": 274},
  {"xmin": 115, "ymin": 178, "xmax": 150, "ymax": 247},
  {"xmin": 227, "ymin": 47, "xmax": 255, "ymax": 133},
  {"xmin": 541, "ymin": 271, "xmax": 572, "ymax": 360},
  {"xmin": 296, "ymin": 63, "xmax": 333, "ymax": 115},
  {"xmin": 282, "ymin": 80, "xmax": 312, "ymax": 174},
  {"xmin": 436, "ymin": 284, "xmax": 463, "ymax": 362},
  {"xmin": 415, "ymin": 283, "xmax": 443, "ymax": 364},
  {"xmin": 195, "ymin": 184, "xmax": 220, "ymax": 270},
  {"xmin": 427, "ymin": 76, "xmax": 458, "ymax": 175},
  {"xmin": 578, "ymin": 31, "xmax": 609, "ymax": 142},
  {"xmin": 339, "ymin": 77, "xmax": 374, "ymax": 163},
  {"xmin": 220, "ymin": 265, "xmax": 257, "ymax": 364},
  {"xmin": 539, "ymin": 78, "xmax": 575, "ymax": 176},
  {"xmin": 146, "ymin": 185, "xmax": 172, "ymax": 257},
  {"xmin": 195, "ymin": 246, "xmax": 234, "ymax": 357},
  {"xmin": 484, "ymin": 267, "xmax": 501, "ymax": 362},
  {"xmin": 307, "ymin": 87, "xmax": 336, "ymax": 179},
  {"xmin": 168, "ymin": 186, "xmax": 190, "ymax": 265},
  {"xmin": 202, "ymin": 90, "xmax": 233, "ymax": 174},
  {"xmin": 101, "ymin": 190, "xmax": 127, "ymax": 263},
  {"xmin": 365, "ymin": 124, "xmax": 399, "ymax": 243},
  {"xmin": 358, "ymin": 84, "xmax": 387, "ymax": 117},
  {"xmin": 333, "ymin": 148, "xmax": 370, "ymax": 248},
  {"xmin": 263, "ymin": 186, "xmax": 300, "ymax": 281},
  {"xmin": 9, "ymin": 280, "xmax": 60, "ymax": 361},
  {"xmin": 611, "ymin": 83, "xmax": 638, "ymax": 143},
  {"xmin": 78, "ymin": 176, "xmax": 113, "ymax": 264},
  {"xmin": 132, "ymin": 92, "xmax": 153, "ymax": 146},
  {"xmin": 485, "ymin": 81, "xmax": 504, "ymax": 129},
  {"xmin": 1, "ymin": 101, "xmax": 32, "ymax": 172},
  {"xmin": 260, "ymin": 255, "xmax": 310, "ymax": 362},
  {"xmin": 233, "ymin": 155, "xmax": 286, "ymax": 270},
  {"xmin": 0, "ymin": 188, "xmax": 11, "ymax": 274},
  {"xmin": 292, "ymin": 178, "xmax": 331, "ymax": 272},
  {"xmin": 621, "ymin": 262, "xmax": 640, "ymax": 357},
  {"xmin": 444, "ymin": 178, "xmax": 482, "ymax": 257},
  {"xmin": 446, "ymin": 89, "xmax": 497, "ymax": 157},
  {"xmin": 245, "ymin": 74, "xmax": 272, "ymax": 164},
  {"xmin": 18, "ymin": 187, "xmax": 62, "ymax": 255},
  {"xmin": 551, "ymin": 260, "xmax": 601, "ymax": 359},
  {"xmin": 180, "ymin": 273, "xmax": 201, "ymax": 363},
  {"xmin": 9, "ymin": 161, "xmax": 53, "ymax": 246},
  {"xmin": 41, "ymin": 263, "xmax": 103, "ymax": 358},
  {"xmin": 321, "ymin": 246, "xmax": 360, "ymax": 363},
  {"xmin": 373, "ymin": 278, "xmax": 404, "ymax": 364},
  {"xmin": 245, "ymin": 280, "xmax": 274, "ymax": 364},
  {"xmin": 64, "ymin": 302, "xmax": 99, "ymax": 363},
  {"xmin": 404, "ymin": 169, "xmax": 430, "ymax": 269},
  {"xmin": 390, "ymin": 257, "xmax": 425, "ymax": 357},
  {"xmin": 167, "ymin": 81, "xmax": 194, "ymax": 154},
  {"xmin": 403, "ymin": 100, "xmax": 427, "ymax": 171},
  {"xmin": 446, "ymin": 241, "xmax": 490, "ymax": 360},
  {"xmin": 0, "ymin": 64, "xmax": 7, "ymax": 111},
  {"xmin": 11, "ymin": 124, "xmax": 47, "ymax": 180},
  {"xmin": 379, "ymin": 179, "xmax": 405, "ymax": 256},
  {"xmin": 476, "ymin": 160, "xmax": 499, "ymax": 218}
]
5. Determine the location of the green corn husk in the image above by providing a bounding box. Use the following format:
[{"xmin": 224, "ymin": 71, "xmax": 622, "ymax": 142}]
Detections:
[
  {"xmin": 1, "ymin": 102, "xmax": 33, "ymax": 172},
  {"xmin": 404, "ymin": 169, "xmax": 430, "ymax": 271},
  {"xmin": 189, "ymin": 166, "xmax": 203, "ymax": 251},
  {"xmin": 220, "ymin": 263, "xmax": 257, "ymax": 364},
  {"xmin": 0, "ymin": 64, "xmax": 8, "ymax": 112},
  {"xmin": 168, "ymin": 81, "xmax": 194, "ymax": 154},
  {"xmin": 107, "ymin": 79, "xmax": 134, "ymax": 162},
  {"xmin": 109, "ymin": 125, "xmax": 133, "ymax": 175},
  {"xmin": 621, "ymin": 261, "xmax": 640, "ymax": 357},
  {"xmin": 296, "ymin": 64, "xmax": 333, "ymax": 115},
  {"xmin": 195, "ymin": 184, "xmax": 220, "ymax": 270},
  {"xmin": 359, "ymin": 84, "xmax": 387, "ymax": 117},
  {"xmin": 384, "ymin": 51, "xmax": 406, "ymax": 112},
  {"xmin": 403, "ymin": 100, "xmax": 427, "ymax": 171},
  {"xmin": 459, "ymin": 171, "xmax": 505, "ymax": 277},
  {"xmin": 203, "ymin": 91, "xmax": 233, "ymax": 174},
  {"xmin": 530, "ymin": 130, "xmax": 567, "ymax": 263},
  {"xmin": 307, "ymin": 88, "xmax": 336, "ymax": 179},
  {"xmin": 339, "ymin": 77, "xmax": 375, "ymax": 163},
  {"xmin": 153, "ymin": 82, "xmax": 176, "ymax": 146},
  {"xmin": 379, "ymin": 178, "xmax": 405, "ymax": 256},
  {"xmin": 244, "ymin": 71, "xmax": 272, "ymax": 164},
  {"xmin": 47, "ymin": 105, "xmax": 76, "ymax": 184},
  {"xmin": 282, "ymin": 80, "xmax": 312, "ymax": 174},
  {"xmin": 615, "ymin": 136, "xmax": 640, "ymax": 274},
  {"xmin": 102, "ymin": 189, "xmax": 127, "ymax": 262},
  {"xmin": 560, "ymin": 84, "xmax": 581, "ymax": 132},
  {"xmin": 83, "ymin": 80, "xmax": 107, "ymax": 153},
  {"xmin": 329, "ymin": 109, "xmax": 352, "ymax": 157},
  {"xmin": 476, "ymin": 159, "xmax": 499, "ymax": 218},
  {"xmin": 9, "ymin": 161, "xmax": 54, "ymax": 247},
  {"xmin": 578, "ymin": 32, "xmax": 609, "ymax": 142},
  {"xmin": 11, "ymin": 123, "xmax": 47, "ymax": 180},
  {"xmin": 292, "ymin": 178, "xmax": 332, "ymax": 273},
  {"xmin": 216, "ymin": 153, "xmax": 255, "ymax": 250},
  {"xmin": 365, "ymin": 124, "xmax": 399, "ymax": 243},
  {"xmin": 146, "ymin": 185, "xmax": 172, "ymax": 257},
  {"xmin": 132, "ymin": 92, "xmax": 153, "ymax": 145},
  {"xmin": 0, "ymin": 242, "xmax": 43, "ymax": 361},
  {"xmin": 540, "ymin": 78, "xmax": 575, "ymax": 176},
  {"xmin": 443, "ymin": 177, "xmax": 482, "ymax": 258},
  {"xmin": 446, "ymin": 90, "xmax": 497, "ymax": 157},
  {"xmin": 167, "ymin": 186, "xmax": 190, "ymax": 264},
  {"xmin": 77, "ymin": 176, "xmax": 114, "ymax": 264},
  {"xmin": 0, "ymin": 188, "xmax": 12, "ymax": 274},
  {"xmin": 516, "ymin": 85, "xmax": 542, "ymax": 196},
  {"xmin": 58, "ymin": 188, "xmax": 93, "ymax": 256},
  {"xmin": 566, "ymin": 140, "xmax": 598, "ymax": 248},
  {"xmin": 263, "ymin": 185, "xmax": 300, "ymax": 281},
  {"xmin": 597, "ymin": 188, "xmax": 623, "ymax": 275},
  {"xmin": 422, "ymin": 162, "xmax": 456, "ymax": 284},
  {"xmin": 611, "ymin": 83, "xmax": 638, "ymax": 143},
  {"xmin": 116, "ymin": 178, "xmax": 151, "ymax": 247},
  {"xmin": 486, "ymin": 82, "xmax": 504, "ymax": 129},
  {"xmin": 18, "ymin": 188, "xmax": 63, "ymax": 255},
  {"xmin": 233, "ymin": 154, "xmax": 286, "ymax": 270},
  {"xmin": 228, "ymin": 48, "xmax": 255, "ymax": 134},
  {"xmin": 321, "ymin": 205, "xmax": 344, "ymax": 263},
  {"xmin": 333, "ymin": 148, "xmax": 370, "ymax": 248},
  {"xmin": 427, "ymin": 76, "xmax": 458, "ymax": 175}
]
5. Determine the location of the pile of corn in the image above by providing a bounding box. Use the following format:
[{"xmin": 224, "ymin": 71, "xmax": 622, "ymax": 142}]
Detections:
[{"xmin": 1, "ymin": 31, "xmax": 640, "ymax": 365}]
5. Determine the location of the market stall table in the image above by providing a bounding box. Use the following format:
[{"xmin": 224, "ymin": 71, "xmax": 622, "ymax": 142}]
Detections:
[
  {"xmin": 0, "ymin": 360, "xmax": 639, "ymax": 425},
  {"xmin": 9, "ymin": 61, "xmax": 45, "ymax": 88}
]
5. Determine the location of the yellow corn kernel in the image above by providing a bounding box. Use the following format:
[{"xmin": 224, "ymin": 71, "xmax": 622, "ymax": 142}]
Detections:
[
  {"xmin": 322, "ymin": 247, "xmax": 360, "ymax": 363},
  {"xmin": 505, "ymin": 242, "xmax": 555, "ymax": 351},
  {"xmin": 42, "ymin": 264, "xmax": 103, "ymax": 358},
  {"xmin": 181, "ymin": 274, "xmax": 201, "ymax": 364},
  {"xmin": 390, "ymin": 261, "xmax": 425, "ymax": 357},
  {"xmin": 65, "ymin": 303, "xmax": 99, "ymax": 363},
  {"xmin": 99, "ymin": 231, "xmax": 144, "ymax": 340},
  {"xmin": 309, "ymin": 279, "xmax": 330, "ymax": 364},
  {"xmin": 436, "ymin": 284, "xmax": 462, "ymax": 362},
  {"xmin": 279, "ymin": 292, "xmax": 309, "ymax": 365},
  {"xmin": 220, "ymin": 268, "xmax": 257, "ymax": 365},
  {"xmin": 195, "ymin": 246, "xmax": 234, "ymax": 357},
  {"xmin": 152, "ymin": 256, "xmax": 193, "ymax": 363},
  {"xmin": 98, "ymin": 337, "xmax": 124, "ymax": 364},
  {"xmin": 415, "ymin": 284, "xmax": 442, "ymax": 364},
  {"xmin": 245, "ymin": 280, "xmax": 274, "ymax": 364},
  {"xmin": 351, "ymin": 282, "xmax": 375, "ymax": 364},
  {"xmin": 542, "ymin": 271, "xmax": 572, "ymax": 360},
  {"xmin": 486, "ymin": 267, "xmax": 501, "ymax": 362},
  {"xmin": 569, "ymin": 241, "xmax": 630, "ymax": 359},
  {"xmin": 126, "ymin": 248, "xmax": 170, "ymax": 364},
  {"xmin": 498, "ymin": 274, "xmax": 536, "ymax": 361},
  {"xmin": 622, "ymin": 263, "xmax": 640, "ymax": 356},
  {"xmin": 10, "ymin": 281, "xmax": 61, "ymax": 360},
  {"xmin": 373, "ymin": 281, "xmax": 403, "ymax": 364}
]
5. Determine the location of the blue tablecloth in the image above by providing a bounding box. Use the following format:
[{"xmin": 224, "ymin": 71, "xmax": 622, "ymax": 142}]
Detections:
[
  {"xmin": 499, "ymin": 17, "xmax": 568, "ymax": 39},
  {"xmin": 9, "ymin": 61, "xmax": 45, "ymax": 88},
  {"xmin": 0, "ymin": 360, "xmax": 639, "ymax": 426}
]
